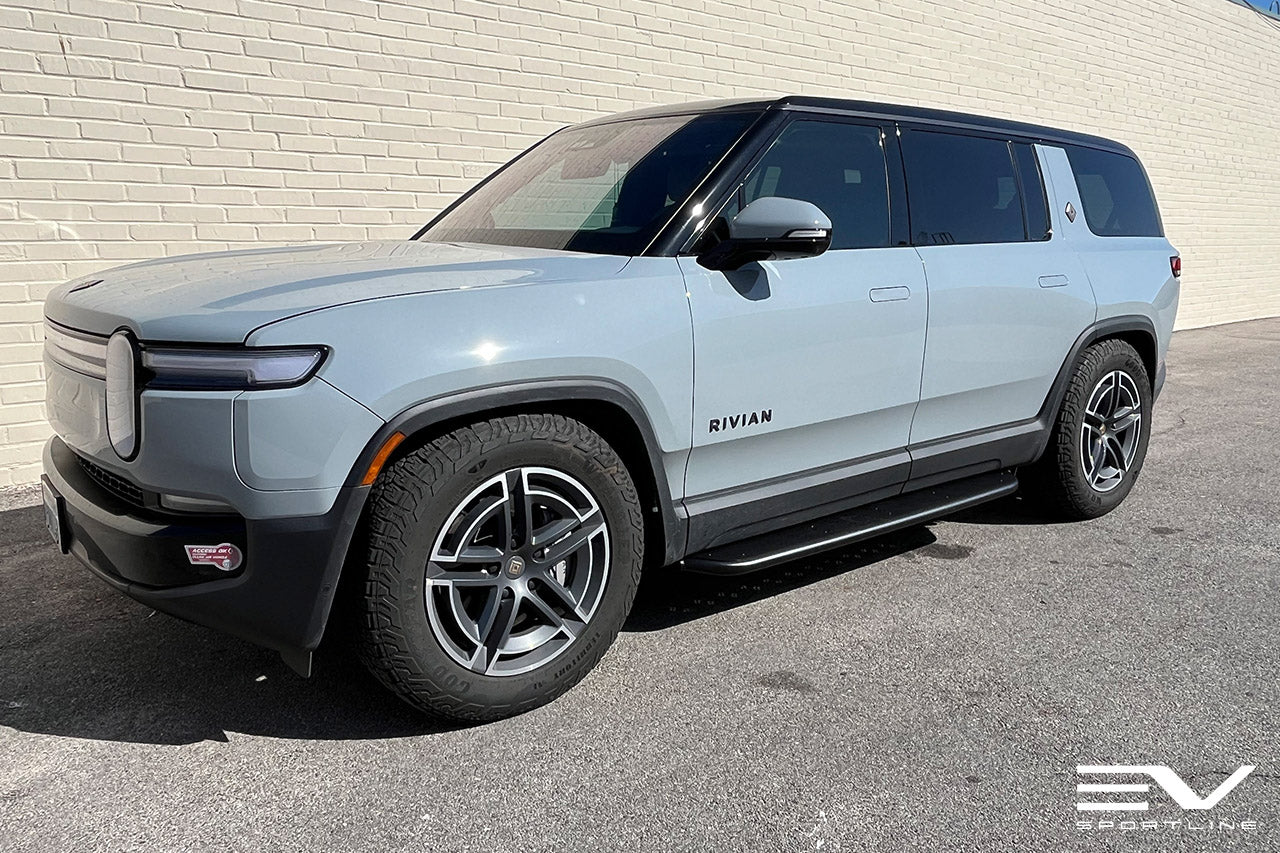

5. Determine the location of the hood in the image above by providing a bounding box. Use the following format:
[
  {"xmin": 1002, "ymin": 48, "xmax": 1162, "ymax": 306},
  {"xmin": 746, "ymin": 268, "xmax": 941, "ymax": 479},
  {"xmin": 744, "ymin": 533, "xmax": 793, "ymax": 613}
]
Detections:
[{"xmin": 44, "ymin": 241, "xmax": 629, "ymax": 342}]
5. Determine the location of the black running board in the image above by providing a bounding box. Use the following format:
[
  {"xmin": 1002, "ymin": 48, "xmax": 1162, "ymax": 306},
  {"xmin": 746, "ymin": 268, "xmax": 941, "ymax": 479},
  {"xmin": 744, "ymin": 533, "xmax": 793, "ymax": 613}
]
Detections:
[{"xmin": 681, "ymin": 470, "xmax": 1018, "ymax": 575}]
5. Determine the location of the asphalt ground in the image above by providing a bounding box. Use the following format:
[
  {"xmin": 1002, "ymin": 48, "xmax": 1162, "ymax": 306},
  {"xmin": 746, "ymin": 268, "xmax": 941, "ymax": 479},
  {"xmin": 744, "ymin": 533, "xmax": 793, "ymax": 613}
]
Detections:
[{"xmin": 1, "ymin": 318, "xmax": 1278, "ymax": 852}]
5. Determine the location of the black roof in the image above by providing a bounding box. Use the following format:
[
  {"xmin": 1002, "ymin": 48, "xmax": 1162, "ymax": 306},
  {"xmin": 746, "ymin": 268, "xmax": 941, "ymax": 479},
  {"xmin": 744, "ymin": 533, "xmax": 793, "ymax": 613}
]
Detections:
[{"xmin": 577, "ymin": 95, "xmax": 1133, "ymax": 155}]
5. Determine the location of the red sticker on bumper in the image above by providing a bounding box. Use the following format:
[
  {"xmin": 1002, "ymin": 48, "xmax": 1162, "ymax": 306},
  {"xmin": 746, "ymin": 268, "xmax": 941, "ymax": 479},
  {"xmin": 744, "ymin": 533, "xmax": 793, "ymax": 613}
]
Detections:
[{"xmin": 183, "ymin": 543, "xmax": 243, "ymax": 572}]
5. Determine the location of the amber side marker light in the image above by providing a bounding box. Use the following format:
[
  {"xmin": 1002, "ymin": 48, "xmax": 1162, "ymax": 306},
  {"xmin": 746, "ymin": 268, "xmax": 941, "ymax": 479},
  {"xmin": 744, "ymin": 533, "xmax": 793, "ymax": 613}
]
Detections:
[{"xmin": 361, "ymin": 431, "xmax": 406, "ymax": 486}]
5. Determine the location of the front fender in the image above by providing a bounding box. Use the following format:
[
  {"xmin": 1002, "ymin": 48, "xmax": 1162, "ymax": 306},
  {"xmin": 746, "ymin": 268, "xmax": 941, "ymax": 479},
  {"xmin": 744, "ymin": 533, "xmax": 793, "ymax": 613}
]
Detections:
[{"xmin": 246, "ymin": 257, "xmax": 694, "ymax": 555}]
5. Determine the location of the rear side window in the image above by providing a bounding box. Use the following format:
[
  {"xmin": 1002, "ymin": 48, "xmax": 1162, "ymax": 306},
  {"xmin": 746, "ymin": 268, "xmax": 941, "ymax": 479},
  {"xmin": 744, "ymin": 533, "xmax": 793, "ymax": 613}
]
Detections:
[
  {"xmin": 1063, "ymin": 146, "xmax": 1163, "ymax": 237},
  {"xmin": 900, "ymin": 131, "xmax": 1027, "ymax": 245}
]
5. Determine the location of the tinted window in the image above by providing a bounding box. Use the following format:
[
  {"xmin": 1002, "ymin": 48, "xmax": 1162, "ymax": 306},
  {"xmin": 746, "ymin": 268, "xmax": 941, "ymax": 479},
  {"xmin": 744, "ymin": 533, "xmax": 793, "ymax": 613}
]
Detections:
[
  {"xmin": 901, "ymin": 131, "xmax": 1026, "ymax": 245},
  {"xmin": 1064, "ymin": 145, "xmax": 1163, "ymax": 237},
  {"xmin": 1015, "ymin": 143, "xmax": 1050, "ymax": 241},
  {"xmin": 419, "ymin": 112, "xmax": 758, "ymax": 255},
  {"xmin": 726, "ymin": 120, "xmax": 891, "ymax": 250}
]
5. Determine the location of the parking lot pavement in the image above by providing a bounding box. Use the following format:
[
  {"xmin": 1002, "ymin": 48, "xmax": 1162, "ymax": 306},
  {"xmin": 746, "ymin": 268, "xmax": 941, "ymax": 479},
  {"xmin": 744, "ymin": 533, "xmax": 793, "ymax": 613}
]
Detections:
[{"xmin": 2, "ymin": 318, "xmax": 1278, "ymax": 852}]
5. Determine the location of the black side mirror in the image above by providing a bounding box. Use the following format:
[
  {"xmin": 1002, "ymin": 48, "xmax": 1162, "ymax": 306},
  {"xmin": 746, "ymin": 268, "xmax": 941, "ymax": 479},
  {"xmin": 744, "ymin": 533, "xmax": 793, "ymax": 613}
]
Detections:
[{"xmin": 697, "ymin": 197, "xmax": 833, "ymax": 271}]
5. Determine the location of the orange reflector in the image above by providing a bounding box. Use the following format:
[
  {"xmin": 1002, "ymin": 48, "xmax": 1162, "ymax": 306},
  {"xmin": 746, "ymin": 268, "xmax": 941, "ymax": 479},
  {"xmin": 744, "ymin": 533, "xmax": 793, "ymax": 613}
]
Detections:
[{"xmin": 361, "ymin": 431, "xmax": 405, "ymax": 486}]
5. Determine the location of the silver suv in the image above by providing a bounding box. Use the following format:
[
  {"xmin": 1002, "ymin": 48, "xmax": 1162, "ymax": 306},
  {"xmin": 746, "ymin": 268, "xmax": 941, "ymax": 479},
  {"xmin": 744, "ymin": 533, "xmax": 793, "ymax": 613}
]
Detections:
[{"xmin": 42, "ymin": 97, "xmax": 1180, "ymax": 720}]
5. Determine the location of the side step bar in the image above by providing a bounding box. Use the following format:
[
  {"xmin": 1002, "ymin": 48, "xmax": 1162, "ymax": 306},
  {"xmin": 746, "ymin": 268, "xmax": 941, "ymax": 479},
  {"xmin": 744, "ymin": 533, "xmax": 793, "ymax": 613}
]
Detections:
[{"xmin": 681, "ymin": 470, "xmax": 1018, "ymax": 576}]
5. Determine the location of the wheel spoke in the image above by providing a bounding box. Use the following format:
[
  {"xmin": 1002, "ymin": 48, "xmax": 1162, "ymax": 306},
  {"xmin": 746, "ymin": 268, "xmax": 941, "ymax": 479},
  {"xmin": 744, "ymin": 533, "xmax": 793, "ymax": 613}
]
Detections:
[
  {"xmin": 536, "ymin": 573, "xmax": 589, "ymax": 622},
  {"xmin": 465, "ymin": 585, "xmax": 502, "ymax": 647},
  {"xmin": 504, "ymin": 469, "xmax": 534, "ymax": 551},
  {"xmin": 456, "ymin": 545, "xmax": 504, "ymax": 564},
  {"xmin": 1105, "ymin": 372, "xmax": 1122, "ymax": 417},
  {"xmin": 1105, "ymin": 435, "xmax": 1128, "ymax": 472},
  {"xmin": 448, "ymin": 584, "xmax": 499, "ymax": 645},
  {"xmin": 1089, "ymin": 435, "xmax": 1106, "ymax": 480},
  {"xmin": 526, "ymin": 584, "xmax": 581, "ymax": 639},
  {"xmin": 426, "ymin": 560, "xmax": 501, "ymax": 586},
  {"xmin": 541, "ymin": 511, "xmax": 605, "ymax": 566},
  {"xmin": 530, "ymin": 517, "xmax": 577, "ymax": 548},
  {"xmin": 1110, "ymin": 408, "xmax": 1139, "ymax": 433},
  {"xmin": 449, "ymin": 495, "xmax": 507, "ymax": 558},
  {"xmin": 472, "ymin": 590, "xmax": 520, "ymax": 674}
]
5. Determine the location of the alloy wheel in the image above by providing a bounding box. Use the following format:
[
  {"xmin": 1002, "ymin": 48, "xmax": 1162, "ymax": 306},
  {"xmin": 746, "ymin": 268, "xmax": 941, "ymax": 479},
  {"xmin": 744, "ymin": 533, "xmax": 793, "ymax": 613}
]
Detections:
[
  {"xmin": 1080, "ymin": 370, "xmax": 1143, "ymax": 493},
  {"xmin": 424, "ymin": 466, "xmax": 610, "ymax": 677}
]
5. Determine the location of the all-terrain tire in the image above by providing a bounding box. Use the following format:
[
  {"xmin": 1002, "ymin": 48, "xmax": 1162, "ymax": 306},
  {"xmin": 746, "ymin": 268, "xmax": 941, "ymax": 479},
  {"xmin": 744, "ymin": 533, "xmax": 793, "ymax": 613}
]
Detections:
[
  {"xmin": 358, "ymin": 413, "xmax": 644, "ymax": 722},
  {"xmin": 1025, "ymin": 338, "xmax": 1153, "ymax": 520}
]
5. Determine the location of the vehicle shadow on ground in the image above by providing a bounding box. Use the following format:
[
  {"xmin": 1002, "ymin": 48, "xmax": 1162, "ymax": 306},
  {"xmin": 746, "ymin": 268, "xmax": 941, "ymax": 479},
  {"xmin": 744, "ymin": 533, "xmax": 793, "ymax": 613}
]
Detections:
[
  {"xmin": 625, "ymin": 525, "xmax": 937, "ymax": 632},
  {"xmin": 0, "ymin": 503, "xmax": 937, "ymax": 745},
  {"xmin": 948, "ymin": 493, "xmax": 1076, "ymax": 526}
]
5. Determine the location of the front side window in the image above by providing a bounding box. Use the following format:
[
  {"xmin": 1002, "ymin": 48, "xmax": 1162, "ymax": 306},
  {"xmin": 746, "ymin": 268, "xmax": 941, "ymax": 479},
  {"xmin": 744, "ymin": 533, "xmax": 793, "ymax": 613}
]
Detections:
[
  {"xmin": 417, "ymin": 112, "xmax": 759, "ymax": 255},
  {"xmin": 715, "ymin": 119, "xmax": 891, "ymax": 251},
  {"xmin": 901, "ymin": 131, "xmax": 1027, "ymax": 246},
  {"xmin": 1063, "ymin": 145, "xmax": 1163, "ymax": 237}
]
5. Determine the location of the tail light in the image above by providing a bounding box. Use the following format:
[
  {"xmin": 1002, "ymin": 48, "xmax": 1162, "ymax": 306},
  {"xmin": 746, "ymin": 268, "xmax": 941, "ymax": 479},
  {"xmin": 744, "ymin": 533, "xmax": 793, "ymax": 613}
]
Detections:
[{"xmin": 1170, "ymin": 256, "xmax": 1181, "ymax": 278}]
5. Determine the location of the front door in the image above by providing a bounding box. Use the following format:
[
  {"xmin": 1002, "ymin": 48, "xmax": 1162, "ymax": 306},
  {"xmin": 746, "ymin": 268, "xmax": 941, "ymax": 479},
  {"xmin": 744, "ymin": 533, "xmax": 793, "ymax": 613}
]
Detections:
[{"xmin": 680, "ymin": 117, "xmax": 928, "ymax": 526}]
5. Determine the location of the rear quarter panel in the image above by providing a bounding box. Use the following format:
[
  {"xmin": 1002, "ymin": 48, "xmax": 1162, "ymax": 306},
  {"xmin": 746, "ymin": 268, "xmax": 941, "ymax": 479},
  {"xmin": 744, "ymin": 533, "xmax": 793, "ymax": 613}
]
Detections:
[{"xmin": 1039, "ymin": 144, "xmax": 1180, "ymax": 363}]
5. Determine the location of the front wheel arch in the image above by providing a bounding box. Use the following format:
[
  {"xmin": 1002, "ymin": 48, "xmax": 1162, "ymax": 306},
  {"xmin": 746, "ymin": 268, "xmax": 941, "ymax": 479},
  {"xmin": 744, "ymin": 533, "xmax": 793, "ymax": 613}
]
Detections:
[{"xmin": 345, "ymin": 380, "xmax": 683, "ymax": 569}]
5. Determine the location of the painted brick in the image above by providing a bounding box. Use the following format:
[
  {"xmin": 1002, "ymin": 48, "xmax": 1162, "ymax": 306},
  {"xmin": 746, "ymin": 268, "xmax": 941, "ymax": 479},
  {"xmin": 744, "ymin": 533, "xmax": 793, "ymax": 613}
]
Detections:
[{"xmin": 0, "ymin": 0, "xmax": 1277, "ymax": 486}]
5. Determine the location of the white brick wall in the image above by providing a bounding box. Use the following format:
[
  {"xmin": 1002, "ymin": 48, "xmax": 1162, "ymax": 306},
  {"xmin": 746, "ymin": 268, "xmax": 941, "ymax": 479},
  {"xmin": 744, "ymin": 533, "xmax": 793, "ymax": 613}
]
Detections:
[{"xmin": 1, "ymin": 0, "xmax": 1279, "ymax": 487}]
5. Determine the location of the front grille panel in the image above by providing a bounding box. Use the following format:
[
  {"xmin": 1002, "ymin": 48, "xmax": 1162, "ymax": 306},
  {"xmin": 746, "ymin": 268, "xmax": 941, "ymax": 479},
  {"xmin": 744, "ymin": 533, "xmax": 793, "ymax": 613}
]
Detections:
[
  {"xmin": 45, "ymin": 321, "xmax": 108, "ymax": 379},
  {"xmin": 77, "ymin": 454, "xmax": 146, "ymax": 508}
]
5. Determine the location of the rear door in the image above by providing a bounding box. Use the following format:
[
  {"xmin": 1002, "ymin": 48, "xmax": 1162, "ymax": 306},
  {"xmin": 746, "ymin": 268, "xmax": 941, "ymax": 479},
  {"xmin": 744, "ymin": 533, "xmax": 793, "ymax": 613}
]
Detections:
[
  {"xmin": 901, "ymin": 129, "xmax": 1096, "ymax": 459},
  {"xmin": 680, "ymin": 116, "xmax": 927, "ymax": 513}
]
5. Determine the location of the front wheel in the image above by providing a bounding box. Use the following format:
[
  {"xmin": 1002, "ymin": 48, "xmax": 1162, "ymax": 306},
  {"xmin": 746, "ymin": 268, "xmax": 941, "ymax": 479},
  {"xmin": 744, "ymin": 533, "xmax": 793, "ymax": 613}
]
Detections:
[
  {"xmin": 358, "ymin": 414, "xmax": 644, "ymax": 722},
  {"xmin": 1026, "ymin": 338, "xmax": 1153, "ymax": 520}
]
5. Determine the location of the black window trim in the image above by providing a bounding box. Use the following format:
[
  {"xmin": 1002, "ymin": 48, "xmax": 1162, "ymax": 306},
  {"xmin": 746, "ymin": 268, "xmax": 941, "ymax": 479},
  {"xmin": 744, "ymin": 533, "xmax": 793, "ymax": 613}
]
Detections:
[{"xmin": 1013, "ymin": 141, "xmax": 1052, "ymax": 243}]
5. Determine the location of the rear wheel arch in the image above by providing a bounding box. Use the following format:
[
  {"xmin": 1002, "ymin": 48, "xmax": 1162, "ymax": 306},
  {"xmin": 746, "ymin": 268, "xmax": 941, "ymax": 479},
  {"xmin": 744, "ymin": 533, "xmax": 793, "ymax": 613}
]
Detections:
[
  {"xmin": 1042, "ymin": 316, "xmax": 1158, "ymax": 417},
  {"xmin": 1027, "ymin": 315, "xmax": 1158, "ymax": 466},
  {"xmin": 1103, "ymin": 326, "xmax": 1158, "ymax": 394}
]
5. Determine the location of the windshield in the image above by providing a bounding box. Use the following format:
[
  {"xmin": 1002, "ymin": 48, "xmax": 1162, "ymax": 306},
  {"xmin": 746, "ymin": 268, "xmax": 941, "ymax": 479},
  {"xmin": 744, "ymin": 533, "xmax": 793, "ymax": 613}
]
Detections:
[{"xmin": 416, "ymin": 111, "xmax": 760, "ymax": 255}]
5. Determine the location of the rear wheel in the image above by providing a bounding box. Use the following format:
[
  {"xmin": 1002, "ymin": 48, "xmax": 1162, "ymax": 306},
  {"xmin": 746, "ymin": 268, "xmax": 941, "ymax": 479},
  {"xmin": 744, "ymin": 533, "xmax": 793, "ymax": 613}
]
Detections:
[
  {"xmin": 1026, "ymin": 338, "xmax": 1153, "ymax": 519},
  {"xmin": 359, "ymin": 414, "xmax": 644, "ymax": 722}
]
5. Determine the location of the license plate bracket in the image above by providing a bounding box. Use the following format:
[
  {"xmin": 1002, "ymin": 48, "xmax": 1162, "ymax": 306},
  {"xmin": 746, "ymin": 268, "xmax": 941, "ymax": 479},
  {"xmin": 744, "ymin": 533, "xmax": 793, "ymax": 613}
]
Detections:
[{"xmin": 42, "ymin": 477, "xmax": 66, "ymax": 554}]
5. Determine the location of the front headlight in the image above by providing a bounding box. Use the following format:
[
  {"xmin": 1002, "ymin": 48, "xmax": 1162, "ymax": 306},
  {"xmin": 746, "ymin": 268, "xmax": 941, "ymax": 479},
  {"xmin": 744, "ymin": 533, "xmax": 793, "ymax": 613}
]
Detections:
[
  {"xmin": 105, "ymin": 331, "xmax": 139, "ymax": 460},
  {"xmin": 102, "ymin": 337, "xmax": 326, "ymax": 460},
  {"xmin": 141, "ymin": 347, "xmax": 326, "ymax": 390}
]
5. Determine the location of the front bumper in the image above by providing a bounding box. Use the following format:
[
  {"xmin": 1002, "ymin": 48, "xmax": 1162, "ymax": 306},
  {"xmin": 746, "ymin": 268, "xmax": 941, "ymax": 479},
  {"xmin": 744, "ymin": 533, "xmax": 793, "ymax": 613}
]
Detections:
[{"xmin": 44, "ymin": 436, "xmax": 369, "ymax": 660}]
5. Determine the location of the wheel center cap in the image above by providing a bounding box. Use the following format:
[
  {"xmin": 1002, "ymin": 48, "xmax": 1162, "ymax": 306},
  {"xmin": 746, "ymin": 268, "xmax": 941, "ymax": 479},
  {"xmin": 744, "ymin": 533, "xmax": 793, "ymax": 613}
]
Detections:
[{"xmin": 505, "ymin": 556, "xmax": 526, "ymax": 578}]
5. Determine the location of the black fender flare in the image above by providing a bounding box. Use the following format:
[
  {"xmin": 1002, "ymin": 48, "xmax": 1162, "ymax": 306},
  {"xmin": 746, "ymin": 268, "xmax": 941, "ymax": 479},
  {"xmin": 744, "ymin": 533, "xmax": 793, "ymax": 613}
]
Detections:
[
  {"xmin": 1031, "ymin": 313, "xmax": 1160, "ymax": 460},
  {"xmin": 343, "ymin": 378, "xmax": 687, "ymax": 564}
]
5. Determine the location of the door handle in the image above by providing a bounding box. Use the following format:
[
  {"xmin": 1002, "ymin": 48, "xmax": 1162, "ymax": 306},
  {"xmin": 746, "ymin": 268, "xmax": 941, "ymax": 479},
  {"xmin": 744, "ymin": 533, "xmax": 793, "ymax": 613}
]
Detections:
[
  {"xmin": 869, "ymin": 286, "xmax": 911, "ymax": 303},
  {"xmin": 1038, "ymin": 275, "xmax": 1070, "ymax": 288}
]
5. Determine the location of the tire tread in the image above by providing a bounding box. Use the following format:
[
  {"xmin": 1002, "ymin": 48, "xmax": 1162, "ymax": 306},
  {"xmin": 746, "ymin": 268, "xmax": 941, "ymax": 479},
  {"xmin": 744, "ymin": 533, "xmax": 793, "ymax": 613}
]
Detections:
[
  {"xmin": 1028, "ymin": 338, "xmax": 1151, "ymax": 520},
  {"xmin": 358, "ymin": 413, "xmax": 644, "ymax": 722}
]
